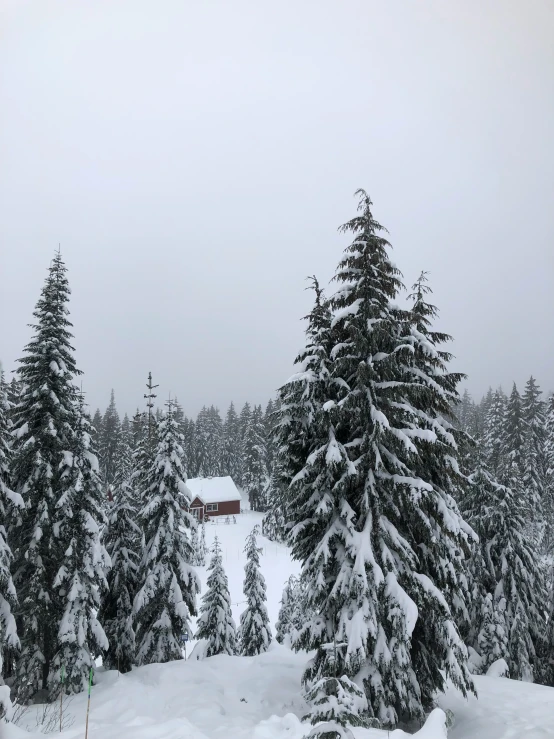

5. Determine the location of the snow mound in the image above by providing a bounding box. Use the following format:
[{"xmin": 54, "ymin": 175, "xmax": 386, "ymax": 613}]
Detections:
[{"xmin": 486, "ymin": 659, "xmax": 509, "ymax": 678}]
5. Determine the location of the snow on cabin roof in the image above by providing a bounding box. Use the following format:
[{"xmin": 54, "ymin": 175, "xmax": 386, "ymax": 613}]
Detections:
[{"xmin": 186, "ymin": 476, "xmax": 242, "ymax": 505}]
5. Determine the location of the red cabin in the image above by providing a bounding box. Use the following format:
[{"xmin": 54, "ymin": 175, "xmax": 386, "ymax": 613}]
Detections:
[{"xmin": 184, "ymin": 476, "xmax": 241, "ymax": 522}]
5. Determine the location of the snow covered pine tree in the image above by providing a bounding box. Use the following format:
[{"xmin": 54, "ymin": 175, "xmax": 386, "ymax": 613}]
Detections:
[
  {"xmin": 133, "ymin": 398, "xmax": 199, "ymax": 665},
  {"xmin": 50, "ymin": 394, "xmax": 110, "ymax": 697},
  {"xmin": 239, "ymin": 526, "xmax": 271, "ymax": 655},
  {"xmin": 10, "ymin": 251, "xmax": 107, "ymax": 701},
  {"xmin": 99, "ymin": 389, "xmax": 122, "ymax": 488},
  {"xmin": 275, "ymin": 575, "xmax": 298, "ymax": 645},
  {"xmin": 242, "ymin": 406, "xmax": 268, "ymax": 511},
  {"xmin": 283, "ymin": 192, "xmax": 475, "ymax": 729},
  {"xmin": 195, "ymin": 536, "xmax": 237, "ymax": 656},
  {"xmin": 0, "ymin": 372, "xmax": 23, "ymax": 716},
  {"xmin": 98, "ymin": 440, "xmax": 141, "ymax": 673}
]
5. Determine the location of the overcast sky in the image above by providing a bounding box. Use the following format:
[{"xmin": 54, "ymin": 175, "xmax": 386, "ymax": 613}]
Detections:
[{"xmin": 1, "ymin": 0, "xmax": 553, "ymax": 418}]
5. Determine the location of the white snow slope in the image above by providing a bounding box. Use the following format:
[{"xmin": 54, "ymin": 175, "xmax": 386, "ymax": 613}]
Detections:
[{"xmin": 6, "ymin": 512, "xmax": 554, "ymax": 739}]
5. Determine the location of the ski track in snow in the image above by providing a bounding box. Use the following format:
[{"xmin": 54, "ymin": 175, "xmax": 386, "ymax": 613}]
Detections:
[{"xmin": 6, "ymin": 510, "xmax": 554, "ymax": 739}]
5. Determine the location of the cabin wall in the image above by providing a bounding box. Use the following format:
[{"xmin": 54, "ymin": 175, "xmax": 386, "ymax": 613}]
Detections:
[
  {"xmin": 205, "ymin": 499, "xmax": 241, "ymax": 518},
  {"xmin": 187, "ymin": 497, "xmax": 241, "ymax": 520}
]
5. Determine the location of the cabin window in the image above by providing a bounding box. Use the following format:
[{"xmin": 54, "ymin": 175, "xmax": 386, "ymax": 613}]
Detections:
[{"xmin": 206, "ymin": 503, "xmax": 219, "ymax": 512}]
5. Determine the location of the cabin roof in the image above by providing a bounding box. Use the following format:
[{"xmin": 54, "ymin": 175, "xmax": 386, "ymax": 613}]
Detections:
[{"xmin": 186, "ymin": 476, "xmax": 242, "ymax": 504}]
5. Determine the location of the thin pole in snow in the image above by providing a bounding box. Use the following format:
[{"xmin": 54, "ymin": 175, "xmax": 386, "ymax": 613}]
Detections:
[
  {"xmin": 84, "ymin": 668, "xmax": 93, "ymax": 739},
  {"xmin": 59, "ymin": 664, "xmax": 64, "ymax": 732}
]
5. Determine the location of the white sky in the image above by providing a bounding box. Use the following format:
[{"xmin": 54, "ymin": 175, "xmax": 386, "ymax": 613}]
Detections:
[{"xmin": 1, "ymin": 0, "xmax": 553, "ymax": 416}]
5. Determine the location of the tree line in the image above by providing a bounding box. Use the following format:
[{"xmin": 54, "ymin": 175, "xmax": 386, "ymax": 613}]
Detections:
[{"xmin": 88, "ymin": 388, "xmax": 278, "ymax": 512}]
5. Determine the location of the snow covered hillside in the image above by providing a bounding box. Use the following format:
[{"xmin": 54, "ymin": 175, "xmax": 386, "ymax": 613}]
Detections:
[{"xmin": 6, "ymin": 511, "xmax": 554, "ymax": 739}]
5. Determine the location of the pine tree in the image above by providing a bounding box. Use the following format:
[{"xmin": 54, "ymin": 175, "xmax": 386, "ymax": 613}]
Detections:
[
  {"xmin": 500, "ymin": 383, "xmax": 541, "ymax": 542},
  {"xmin": 275, "ymin": 575, "xmax": 298, "ymax": 645},
  {"xmin": 182, "ymin": 417, "xmax": 197, "ymax": 477},
  {"xmin": 522, "ymin": 376, "xmax": 547, "ymax": 545},
  {"xmin": 221, "ymin": 402, "xmax": 241, "ymax": 482},
  {"xmin": 400, "ymin": 272, "xmax": 476, "ymax": 675},
  {"xmin": 199, "ymin": 520, "xmax": 207, "ymax": 566},
  {"xmin": 49, "ymin": 395, "xmax": 110, "ymax": 697},
  {"xmin": 98, "ymin": 440, "xmax": 141, "ymax": 674},
  {"xmin": 242, "ymin": 406, "xmax": 268, "ymax": 511},
  {"xmin": 195, "ymin": 537, "xmax": 237, "ymax": 656},
  {"xmin": 544, "ymin": 395, "xmax": 554, "ymax": 552},
  {"xmin": 190, "ymin": 524, "xmax": 201, "ymax": 566},
  {"xmin": 273, "ymin": 276, "xmax": 333, "ymax": 544},
  {"xmin": 456, "ymin": 389, "xmax": 474, "ymax": 434},
  {"xmin": 479, "ymin": 388, "xmax": 494, "ymax": 440},
  {"xmin": 286, "ymin": 193, "xmax": 473, "ymax": 727},
  {"xmin": 237, "ymin": 402, "xmax": 252, "ymax": 486},
  {"xmin": 10, "ymin": 251, "xmax": 84, "ymax": 700},
  {"xmin": 133, "ymin": 400, "xmax": 199, "ymax": 664},
  {"xmin": 98, "ymin": 390, "xmax": 121, "ymax": 488},
  {"xmin": 131, "ymin": 399, "xmax": 156, "ymax": 530},
  {"xmin": 483, "ymin": 389, "xmax": 506, "ymax": 476},
  {"xmin": 100, "ymin": 390, "xmax": 121, "ymax": 487},
  {"xmin": 263, "ymin": 399, "xmax": 276, "ymax": 476},
  {"xmin": 499, "ymin": 384, "xmax": 526, "ymax": 481},
  {"xmin": 239, "ymin": 526, "xmax": 271, "ymax": 655},
  {"xmin": 476, "ymin": 594, "xmax": 508, "ymax": 675},
  {"xmin": 92, "ymin": 408, "xmax": 103, "ymax": 444},
  {"xmin": 206, "ymin": 406, "xmax": 223, "ymax": 477},
  {"xmin": 303, "ymin": 674, "xmax": 369, "ymax": 739},
  {"xmin": 131, "ymin": 408, "xmax": 145, "ymax": 450},
  {"xmin": 0, "ymin": 372, "xmax": 22, "ymax": 714},
  {"xmin": 143, "ymin": 372, "xmax": 159, "ymax": 455},
  {"xmin": 121, "ymin": 412, "xmax": 132, "ymax": 443},
  {"xmin": 194, "ymin": 406, "xmax": 210, "ymax": 477},
  {"xmin": 261, "ymin": 460, "xmax": 287, "ymax": 543},
  {"xmin": 463, "ymin": 449, "xmax": 546, "ymax": 681}
]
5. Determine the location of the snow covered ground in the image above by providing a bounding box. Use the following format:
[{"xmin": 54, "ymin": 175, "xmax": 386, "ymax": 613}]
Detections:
[{"xmin": 5, "ymin": 510, "xmax": 554, "ymax": 739}]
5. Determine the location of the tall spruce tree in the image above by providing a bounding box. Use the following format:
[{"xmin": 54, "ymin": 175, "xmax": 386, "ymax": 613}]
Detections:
[
  {"xmin": 522, "ymin": 376, "xmax": 547, "ymax": 545},
  {"xmin": 500, "ymin": 383, "xmax": 541, "ymax": 542},
  {"xmin": 100, "ymin": 390, "xmax": 122, "ymax": 487},
  {"xmin": 0, "ymin": 372, "xmax": 22, "ymax": 713},
  {"xmin": 273, "ymin": 276, "xmax": 333, "ymax": 545},
  {"xmin": 195, "ymin": 537, "xmax": 237, "ymax": 656},
  {"xmin": 133, "ymin": 400, "xmax": 199, "ymax": 664},
  {"xmin": 98, "ymin": 440, "xmax": 141, "ymax": 674},
  {"xmin": 483, "ymin": 389, "xmax": 507, "ymax": 476},
  {"xmin": 275, "ymin": 575, "xmax": 298, "ymax": 645},
  {"xmin": 92, "ymin": 408, "xmax": 103, "ymax": 445},
  {"xmin": 206, "ymin": 406, "xmax": 223, "ymax": 477},
  {"xmin": 239, "ymin": 526, "xmax": 271, "ymax": 655},
  {"xmin": 462, "ymin": 447, "xmax": 546, "ymax": 680},
  {"xmin": 285, "ymin": 193, "xmax": 473, "ymax": 727},
  {"xmin": 242, "ymin": 406, "xmax": 268, "ymax": 511},
  {"xmin": 10, "ymin": 251, "xmax": 84, "ymax": 700},
  {"xmin": 400, "ymin": 272, "xmax": 475, "ymax": 674},
  {"xmin": 237, "ymin": 402, "xmax": 252, "ymax": 486},
  {"xmin": 221, "ymin": 402, "xmax": 241, "ymax": 482},
  {"xmin": 131, "ymin": 397, "xmax": 157, "ymax": 530},
  {"xmin": 263, "ymin": 399, "xmax": 277, "ymax": 476},
  {"xmin": 182, "ymin": 418, "xmax": 197, "ymax": 477},
  {"xmin": 49, "ymin": 395, "xmax": 110, "ymax": 698},
  {"xmin": 499, "ymin": 384, "xmax": 526, "ymax": 480},
  {"xmin": 544, "ymin": 394, "xmax": 554, "ymax": 552},
  {"xmin": 261, "ymin": 457, "xmax": 287, "ymax": 543},
  {"xmin": 456, "ymin": 389, "xmax": 474, "ymax": 434},
  {"xmin": 194, "ymin": 407, "xmax": 210, "ymax": 477}
]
